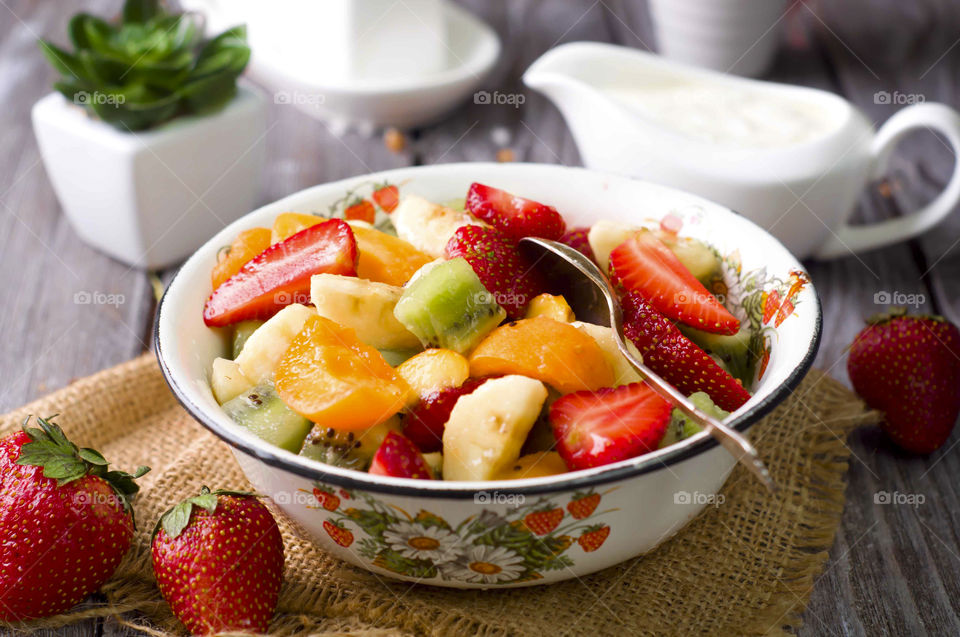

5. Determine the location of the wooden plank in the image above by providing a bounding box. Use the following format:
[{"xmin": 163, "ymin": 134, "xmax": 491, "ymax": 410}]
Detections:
[
  {"xmin": 0, "ymin": 1, "xmax": 143, "ymax": 635},
  {"xmin": 0, "ymin": 0, "xmax": 156, "ymax": 417},
  {"xmin": 416, "ymin": 0, "xmax": 613, "ymax": 167},
  {"xmin": 803, "ymin": 1, "xmax": 960, "ymax": 635}
]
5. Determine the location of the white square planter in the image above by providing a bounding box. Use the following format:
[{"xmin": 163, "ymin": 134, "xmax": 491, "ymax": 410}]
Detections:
[{"xmin": 32, "ymin": 85, "xmax": 267, "ymax": 269}]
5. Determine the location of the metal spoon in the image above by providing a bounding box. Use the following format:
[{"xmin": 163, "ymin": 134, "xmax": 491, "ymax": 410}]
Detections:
[{"xmin": 519, "ymin": 237, "xmax": 776, "ymax": 492}]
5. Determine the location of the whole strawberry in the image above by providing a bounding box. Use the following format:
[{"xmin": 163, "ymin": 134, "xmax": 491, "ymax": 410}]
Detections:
[
  {"xmin": 848, "ymin": 310, "xmax": 960, "ymax": 453},
  {"xmin": 151, "ymin": 487, "xmax": 284, "ymax": 634},
  {"xmin": 0, "ymin": 416, "xmax": 149, "ymax": 621}
]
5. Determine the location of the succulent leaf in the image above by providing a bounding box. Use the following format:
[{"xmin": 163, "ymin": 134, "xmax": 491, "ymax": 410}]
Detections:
[{"xmin": 40, "ymin": 0, "xmax": 249, "ymax": 130}]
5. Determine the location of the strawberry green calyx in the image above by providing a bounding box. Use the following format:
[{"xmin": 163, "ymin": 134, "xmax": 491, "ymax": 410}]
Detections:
[
  {"xmin": 15, "ymin": 415, "xmax": 150, "ymax": 517},
  {"xmin": 156, "ymin": 486, "xmax": 257, "ymax": 539}
]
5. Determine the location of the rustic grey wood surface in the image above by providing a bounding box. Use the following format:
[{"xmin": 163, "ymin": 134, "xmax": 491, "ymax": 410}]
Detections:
[{"xmin": 1, "ymin": 0, "xmax": 959, "ymax": 634}]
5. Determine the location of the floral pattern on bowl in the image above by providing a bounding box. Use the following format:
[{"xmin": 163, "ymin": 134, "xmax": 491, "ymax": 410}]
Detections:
[{"xmin": 306, "ymin": 483, "xmax": 617, "ymax": 585}]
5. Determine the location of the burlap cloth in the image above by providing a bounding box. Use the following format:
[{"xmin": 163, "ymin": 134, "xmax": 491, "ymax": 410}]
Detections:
[{"xmin": 0, "ymin": 355, "xmax": 880, "ymax": 636}]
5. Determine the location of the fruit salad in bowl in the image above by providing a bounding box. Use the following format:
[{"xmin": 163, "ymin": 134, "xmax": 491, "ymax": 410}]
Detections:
[{"xmin": 156, "ymin": 163, "xmax": 820, "ymax": 587}]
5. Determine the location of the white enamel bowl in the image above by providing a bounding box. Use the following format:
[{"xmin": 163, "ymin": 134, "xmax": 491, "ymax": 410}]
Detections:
[{"xmin": 155, "ymin": 163, "xmax": 820, "ymax": 588}]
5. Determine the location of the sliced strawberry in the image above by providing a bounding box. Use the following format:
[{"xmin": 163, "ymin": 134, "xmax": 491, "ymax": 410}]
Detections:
[
  {"xmin": 559, "ymin": 226, "xmax": 596, "ymax": 263},
  {"xmin": 404, "ymin": 378, "xmax": 488, "ymax": 452},
  {"xmin": 203, "ymin": 219, "xmax": 357, "ymax": 327},
  {"xmin": 445, "ymin": 225, "xmax": 545, "ymax": 319},
  {"xmin": 465, "ymin": 182, "xmax": 566, "ymax": 241},
  {"xmin": 368, "ymin": 431, "xmax": 434, "ymax": 479},
  {"xmin": 550, "ymin": 382, "xmax": 672, "ymax": 470},
  {"xmin": 622, "ymin": 293, "xmax": 751, "ymax": 412},
  {"xmin": 609, "ymin": 229, "xmax": 739, "ymax": 335}
]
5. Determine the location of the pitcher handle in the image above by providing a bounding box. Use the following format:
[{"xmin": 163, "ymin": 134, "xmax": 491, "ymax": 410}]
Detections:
[{"xmin": 815, "ymin": 103, "xmax": 960, "ymax": 259}]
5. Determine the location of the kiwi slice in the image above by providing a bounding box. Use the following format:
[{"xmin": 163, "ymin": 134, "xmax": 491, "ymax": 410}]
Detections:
[
  {"xmin": 681, "ymin": 324, "xmax": 759, "ymax": 385},
  {"xmin": 659, "ymin": 392, "xmax": 729, "ymax": 449},
  {"xmin": 221, "ymin": 380, "xmax": 311, "ymax": 452},
  {"xmin": 231, "ymin": 319, "xmax": 264, "ymax": 358},
  {"xmin": 393, "ymin": 257, "xmax": 507, "ymax": 354},
  {"xmin": 299, "ymin": 418, "xmax": 400, "ymax": 470}
]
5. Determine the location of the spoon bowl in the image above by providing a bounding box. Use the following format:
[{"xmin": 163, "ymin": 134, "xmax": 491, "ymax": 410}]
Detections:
[{"xmin": 520, "ymin": 237, "xmax": 776, "ymax": 491}]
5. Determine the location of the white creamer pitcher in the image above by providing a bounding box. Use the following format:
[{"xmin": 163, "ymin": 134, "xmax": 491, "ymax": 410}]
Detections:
[{"xmin": 524, "ymin": 42, "xmax": 960, "ymax": 260}]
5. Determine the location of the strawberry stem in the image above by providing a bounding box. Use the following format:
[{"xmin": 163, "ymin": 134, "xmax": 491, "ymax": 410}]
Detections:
[
  {"xmin": 16, "ymin": 415, "xmax": 149, "ymax": 521},
  {"xmin": 154, "ymin": 486, "xmax": 257, "ymax": 539}
]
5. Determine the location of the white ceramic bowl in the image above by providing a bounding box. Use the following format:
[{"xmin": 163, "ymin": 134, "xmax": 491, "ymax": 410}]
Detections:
[{"xmin": 155, "ymin": 163, "xmax": 820, "ymax": 588}]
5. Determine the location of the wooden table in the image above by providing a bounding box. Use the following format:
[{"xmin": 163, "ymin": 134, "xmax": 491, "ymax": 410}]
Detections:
[{"xmin": 2, "ymin": 0, "xmax": 959, "ymax": 634}]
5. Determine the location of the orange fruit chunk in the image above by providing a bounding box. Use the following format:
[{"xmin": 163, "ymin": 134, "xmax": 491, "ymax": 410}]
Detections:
[
  {"xmin": 275, "ymin": 316, "xmax": 411, "ymax": 430},
  {"xmin": 469, "ymin": 317, "xmax": 615, "ymax": 394},
  {"xmin": 271, "ymin": 212, "xmax": 325, "ymax": 244},
  {"xmin": 351, "ymin": 224, "xmax": 432, "ymax": 287},
  {"xmin": 211, "ymin": 227, "xmax": 272, "ymax": 290}
]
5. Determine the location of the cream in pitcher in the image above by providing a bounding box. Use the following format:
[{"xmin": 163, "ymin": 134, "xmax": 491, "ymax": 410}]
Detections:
[{"xmin": 524, "ymin": 42, "xmax": 960, "ymax": 260}]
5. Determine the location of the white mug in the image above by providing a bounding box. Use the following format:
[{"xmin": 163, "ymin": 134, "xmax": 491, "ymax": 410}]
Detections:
[{"xmin": 648, "ymin": 0, "xmax": 787, "ymax": 77}]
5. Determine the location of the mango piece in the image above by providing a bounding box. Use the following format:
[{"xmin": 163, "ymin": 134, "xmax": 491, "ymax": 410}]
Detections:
[
  {"xmin": 469, "ymin": 317, "xmax": 615, "ymax": 394},
  {"xmin": 271, "ymin": 212, "xmax": 324, "ymax": 244},
  {"xmin": 350, "ymin": 224, "xmax": 433, "ymax": 287},
  {"xmin": 525, "ymin": 293, "xmax": 575, "ymax": 323},
  {"xmin": 396, "ymin": 349, "xmax": 470, "ymax": 403},
  {"xmin": 211, "ymin": 227, "xmax": 272, "ymax": 289},
  {"xmin": 275, "ymin": 316, "xmax": 411, "ymax": 430}
]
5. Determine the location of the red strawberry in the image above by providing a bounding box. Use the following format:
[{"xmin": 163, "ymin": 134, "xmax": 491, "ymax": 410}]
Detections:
[
  {"xmin": 312, "ymin": 487, "xmax": 340, "ymax": 511},
  {"xmin": 323, "ymin": 520, "xmax": 355, "ymax": 547},
  {"xmin": 578, "ymin": 525, "xmax": 610, "ymax": 552},
  {"xmin": 345, "ymin": 198, "xmax": 376, "ymax": 224},
  {"xmin": 404, "ymin": 378, "xmax": 488, "ymax": 452},
  {"xmin": 445, "ymin": 225, "xmax": 545, "ymax": 319},
  {"xmin": 151, "ymin": 487, "xmax": 284, "ymax": 635},
  {"xmin": 609, "ymin": 229, "xmax": 739, "ymax": 335},
  {"xmin": 372, "ymin": 184, "xmax": 400, "ymax": 213},
  {"xmin": 204, "ymin": 219, "xmax": 358, "ymax": 327},
  {"xmin": 524, "ymin": 508, "xmax": 564, "ymax": 535},
  {"xmin": 622, "ymin": 293, "xmax": 751, "ymax": 412},
  {"xmin": 559, "ymin": 226, "xmax": 596, "ymax": 263},
  {"xmin": 368, "ymin": 431, "xmax": 434, "ymax": 479},
  {"xmin": 465, "ymin": 182, "xmax": 566, "ymax": 241},
  {"xmin": 0, "ymin": 416, "xmax": 148, "ymax": 621},
  {"xmin": 847, "ymin": 310, "xmax": 960, "ymax": 453},
  {"xmin": 566, "ymin": 492, "xmax": 601, "ymax": 519},
  {"xmin": 550, "ymin": 382, "xmax": 673, "ymax": 470}
]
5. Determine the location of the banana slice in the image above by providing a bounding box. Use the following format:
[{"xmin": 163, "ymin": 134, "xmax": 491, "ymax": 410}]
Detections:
[
  {"xmin": 210, "ymin": 357, "xmax": 253, "ymax": 404},
  {"xmin": 392, "ymin": 194, "xmax": 484, "ymax": 257},
  {"xmin": 442, "ymin": 375, "xmax": 548, "ymax": 481},
  {"xmin": 235, "ymin": 303, "xmax": 316, "ymax": 383},
  {"xmin": 571, "ymin": 321, "xmax": 644, "ymax": 386},
  {"xmin": 588, "ymin": 220, "xmax": 637, "ymax": 272},
  {"xmin": 310, "ymin": 274, "xmax": 421, "ymax": 350}
]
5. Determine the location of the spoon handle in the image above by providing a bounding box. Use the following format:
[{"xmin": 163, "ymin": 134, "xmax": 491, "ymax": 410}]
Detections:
[{"xmin": 614, "ymin": 336, "xmax": 777, "ymax": 492}]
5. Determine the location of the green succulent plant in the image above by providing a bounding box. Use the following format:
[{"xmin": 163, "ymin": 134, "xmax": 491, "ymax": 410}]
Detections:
[{"xmin": 39, "ymin": 0, "xmax": 250, "ymax": 131}]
